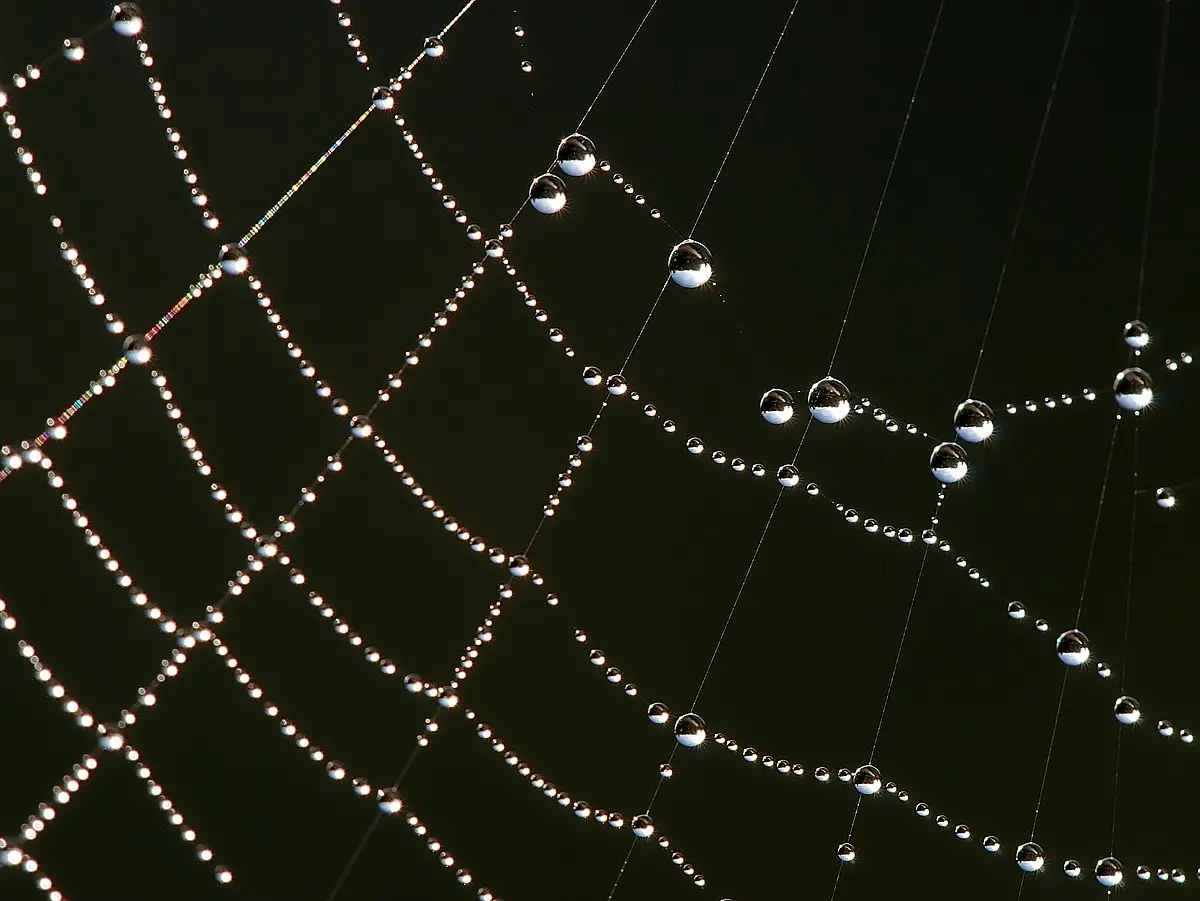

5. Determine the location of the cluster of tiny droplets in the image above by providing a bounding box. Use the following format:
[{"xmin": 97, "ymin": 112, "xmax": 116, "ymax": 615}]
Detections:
[
  {"xmin": 0, "ymin": 575, "xmax": 233, "ymax": 892},
  {"xmin": 5, "ymin": 105, "xmax": 47, "ymax": 197},
  {"xmin": 1, "ymin": 585, "xmax": 479, "ymax": 891},
  {"xmin": 2, "ymin": 7, "xmax": 221, "ymax": 232},
  {"xmin": 373, "ymin": 135, "xmax": 627, "ymax": 525},
  {"xmin": 139, "ymin": 68, "xmax": 221, "ymax": 232},
  {"xmin": 0, "ymin": 11, "xmax": 521, "ymax": 896},
  {"xmin": 0, "ymin": 7, "xmax": 431, "ymax": 476},
  {"xmin": 3, "ymin": 3, "xmax": 1198, "ymax": 897},
  {"xmin": 126, "ymin": 226, "xmax": 537, "ymax": 762},
  {"xmin": 0, "ymin": 262, "xmax": 224, "ymax": 483},
  {"xmin": 138, "ymin": 298, "xmax": 538, "ymax": 734},
  {"xmin": 106, "ymin": 15, "xmax": 224, "ymax": 233},
  {"xmin": 381, "ymin": 106, "xmax": 593, "ymax": 374},
  {"xmin": 22, "ymin": 423, "xmax": 709, "ymax": 894},
  {"xmin": 232, "ymin": 253, "xmax": 490, "ymax": 418},
  {"xmin": 8, "ymin": 456, "xmax": 501, "ymax": 892},
  {"xmin": 200, "ymin": 630, "xmax": 484, "ymax": 893},
  {"xmin": 650, "ymin": 709, "xmax": 1200, "ymax": 885},
  {"xmin": 468, "ymin": 707, "xmax": 712, "ymax": 888},
  {"xmin": 383, "ymin": 111, "xmax": 502, "ymax": 251},
  {"xmin": 49, "ymin": 216, "xmax": 126, "ymax": 335},
  {"xmin": 0, "ymin": 62, "xmax": 223, "ymax": 474},
  {"xmin": 598, "ymin": 160, "xmax": 669, "ymax": 223},
  {"xmin": 145, "ymin": 367, "xmax": 420, "ymax": 686},
  {"xmin": 328, "ymin": 0, "xmax": 371, "ymax": 70},
  {"xmin": 512, "ymin": 24, "xmax": 534, "ymax": 79}
]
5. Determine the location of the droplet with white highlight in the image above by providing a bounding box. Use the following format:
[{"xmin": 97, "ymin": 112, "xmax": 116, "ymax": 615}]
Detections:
[
  {"xmin": 111, "ymin": 3, "xmax": 143, "ymax": 37},
  {"xmin": 1123, "ymin": 319, "xmax": 1149, "ymax": 349},
  {"xmin": 807, "ymin": 378, "xmax": 851, "ymax": 424},
  {"xmin": 667, "ymin": 240, "xmax": 713, "ymax": 288},
  {"xmin": 1113, "ymin": 367, "xmax": 1153, "ymax": 411},
  {"xmin": 218, "ymin": 245, "xmax": 249, "ymax": 276},
  {"xmin": 1055, "ymin": 629, "xmax": 1090, "ymax": 666},
  {"xmin": 1016, "ymin": 842, "xmax": 1045, "ymax": 873},
  {"xmin": 953, "ymin": 399, "xmax": 994, "ymax": 443},
  {"xmin": 1114, "ymin": 696, "xmax": 1141, "ymax": 725},
  {"xmin": 529, "ymin": 174, "xmax": 567, "ymax": 214},
  {"xmin": 673, "ymin": 713, "xmax": 706, "ymax": 748},
  {"xmin": 556, "ymin": 133, "xmax": 597, "ymax": 177},
  {"xmin": 929, "ymin": 442, "xmax": 968, "ymax": 484},
  {"xmin": 759, "ymin": 388, "xmax": 793, "ymax": 425}
]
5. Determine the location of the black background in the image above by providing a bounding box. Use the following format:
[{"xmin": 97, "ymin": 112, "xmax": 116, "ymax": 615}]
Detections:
[{"xmin": 1, "ymin": 1, "xmax": 1198, "ymax": 900}]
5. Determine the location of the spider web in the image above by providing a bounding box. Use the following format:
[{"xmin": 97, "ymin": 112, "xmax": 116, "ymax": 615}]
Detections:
[{"xmin": 0, "ymin": 2, "xmax": 1196, "ymax": 899}]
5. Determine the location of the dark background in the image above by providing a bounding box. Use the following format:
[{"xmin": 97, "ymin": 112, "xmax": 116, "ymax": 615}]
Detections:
[{"xmin": 1, "ymin": 1, "xmax": 1198, "ymax": 899}]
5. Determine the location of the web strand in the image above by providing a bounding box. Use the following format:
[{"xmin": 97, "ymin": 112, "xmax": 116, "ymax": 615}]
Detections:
[
  {"xmin": 824, "ymin": 0, "xmax": 945, "ymax": 376},
  {"xmin": 1110, "ymin": 426, "xmax": 1139, "ymax": 855},
  {"xmin": 575, "ymin": 0, "xmax": 660, "ymax": 133},
  {"xmin": 617, "ymin": 0, "xmax": 801, "ymax": 380},
  {"xmin": 1118, "ymin": 427, "xmax": 1139, "ymax": 697},
  {"xmin": 1024, "ymin": 414, "xmax": 1119, "ymax": 855},
  {"xmin": 1134, "ymin": 0, "xmax": 1171, "ymax": 319},
  {"xmin": 965, "ymin": 0, "xmax": 1079, "ymax": 399},
  {"xmin": 438, "ymin": 0, "xmax": 481, "ymax": 39},
  {"xmin": 688, "ymin": 416, "xmax": 814, "ymax": 713},
  {"xmin": 866, "ymin": 547, "xmax": 931, "ymax": 764},
  {"xmin": 238, "ymin": 107, "xmax": 375, "ymax": 246},
  {"xmin": 831, "ymin": 546, "xmax": 931, "ymax": 901},
  {"xmin": 687, "ymin": 0, "xmax": 802, "ymax": 238},
  {"xmin": 616, "ymin": 277, "xmax": 671, "ymax": 375},
  {"xmin": 1074, "ymin": 416, "xmax": 1120, "ymax": 627},
  {"xmin": 1027, "ymin": 668, "xmax": 1070, "ymax": 841}
]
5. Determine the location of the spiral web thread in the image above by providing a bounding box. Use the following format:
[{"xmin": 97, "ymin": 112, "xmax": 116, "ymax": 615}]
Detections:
[{"xmin": 0, "ymin": 2, "xmax": 1193, "ymax": 899}]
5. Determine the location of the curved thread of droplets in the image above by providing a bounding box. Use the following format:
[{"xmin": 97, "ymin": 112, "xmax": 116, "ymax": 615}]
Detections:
[
  {"xmin": 21, "ymin": 110, "xmax": 1200, "ymax": 901},
  {"xmin": 4, "ymin": 3, "xmax": 1195, "ymax": 897},
  {"xmin": 15, "ymin": 164, "xmax": 1197, "ymax": 900},
  {"xmin": 11, "ymin": 35, "xmax": 1200, "ymax": 901}
]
